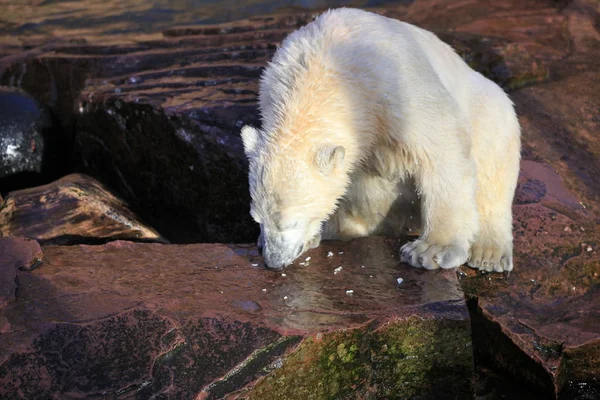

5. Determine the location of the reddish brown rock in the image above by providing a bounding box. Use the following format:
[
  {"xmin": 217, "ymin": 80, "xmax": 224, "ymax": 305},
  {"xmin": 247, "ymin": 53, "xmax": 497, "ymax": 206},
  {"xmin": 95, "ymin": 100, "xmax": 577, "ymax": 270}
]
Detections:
[
  {"xmin": 0, "ymin": 173, "xmax": 165, "ymax": 244},
  {"xmin": 0, "ymin": 237, "xmax": 473, "ymax": 399},
  {"xmin": 0, "ymin": 237, "xmax": 42, "ymax": 336},
  {"xmin": 0, "ymin": 237, "xmax": 42, "ymax": 307},
  {"xmin": 459, "ymin": 192, "xmax": 600, "ymax": 397}
]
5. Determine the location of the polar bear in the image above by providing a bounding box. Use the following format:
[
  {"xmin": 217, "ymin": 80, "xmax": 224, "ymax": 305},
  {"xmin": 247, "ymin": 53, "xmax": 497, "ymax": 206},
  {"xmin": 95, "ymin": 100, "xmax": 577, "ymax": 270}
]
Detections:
[{"xmin": 241, "ymin": 8, "xmax": 521, "ymax": 272}]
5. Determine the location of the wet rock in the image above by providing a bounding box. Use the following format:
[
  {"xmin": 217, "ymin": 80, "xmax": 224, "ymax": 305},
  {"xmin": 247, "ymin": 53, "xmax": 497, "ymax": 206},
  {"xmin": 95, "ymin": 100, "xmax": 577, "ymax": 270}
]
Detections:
[
  {"xmin": 0, "ymin": 173, "xmax": 165, "ymax": 245},
  {"xmin": 0, "ymin": 87, "xmax": 56, "ymax": 193},
  {"xmin": 0, "ymin": 237, "xmax": 473, "ymax": 398},
  {"xmin": 459, "ymin": 222, "xmax": 600, "ymax": 398},
  {"xmin": 0, "ymin": 87, "xmax": 46, "ymax": 176},
  {"xmin": 515, "ymin": 178, "xmax": 547, "ymax": 205},
  {"xmin": 75, "ymin": 98, "xmax": 259, "ymax": 243}
]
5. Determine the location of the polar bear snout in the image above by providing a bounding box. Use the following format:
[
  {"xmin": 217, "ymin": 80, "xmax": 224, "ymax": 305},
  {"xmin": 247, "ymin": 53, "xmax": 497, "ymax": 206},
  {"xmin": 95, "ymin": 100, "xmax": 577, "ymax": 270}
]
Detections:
[
  {"xmin": 262, "ymin": 239, "xmax": 303, "ymax": 270},
  {"xmin": 258, "ymin": 226, "xmax": 305, "ymax": 270}
]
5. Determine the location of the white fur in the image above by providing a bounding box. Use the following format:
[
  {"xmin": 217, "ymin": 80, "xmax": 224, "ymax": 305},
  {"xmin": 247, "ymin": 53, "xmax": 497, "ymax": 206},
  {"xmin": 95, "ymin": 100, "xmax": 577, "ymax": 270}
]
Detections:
[{"xmin": 242, "ymin": 8, "xmax": 521, "ymax": 272}]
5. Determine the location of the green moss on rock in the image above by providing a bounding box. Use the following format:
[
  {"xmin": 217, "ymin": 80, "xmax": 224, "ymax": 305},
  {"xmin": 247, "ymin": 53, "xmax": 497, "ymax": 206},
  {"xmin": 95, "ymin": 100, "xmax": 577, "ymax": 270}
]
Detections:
[{"xmin": 246, "ymin": 317, "xmax": 473, "ymax": 400}]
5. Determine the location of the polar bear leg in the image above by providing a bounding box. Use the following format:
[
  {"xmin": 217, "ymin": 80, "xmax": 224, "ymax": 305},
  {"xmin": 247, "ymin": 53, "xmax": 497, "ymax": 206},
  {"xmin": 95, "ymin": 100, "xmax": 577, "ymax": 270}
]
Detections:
[
  {"xmin": 468, "ymin": 157, "xmax": 518, "ymax": 273},
  {"xmin": 322, "ymin": 169, "xmax": 419, "ymax": 240},
  {"xmin": 467, "ymin": 89, "xmax": 520, "ymax": 273},
  {"xmin": 400, "ymin": 138, "xmax": 479, "ymax": 270}
]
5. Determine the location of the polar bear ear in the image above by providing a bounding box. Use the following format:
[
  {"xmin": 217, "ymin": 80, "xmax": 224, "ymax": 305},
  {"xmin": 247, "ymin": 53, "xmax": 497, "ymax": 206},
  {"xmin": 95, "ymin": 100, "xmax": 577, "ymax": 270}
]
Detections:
[
  {"xmin": 315, "ymin": 145, "xmax": 345, "ymax": 175},
  {"xmin": 241, "ymin": 125, "xmax": 259, "ymax": 156}
]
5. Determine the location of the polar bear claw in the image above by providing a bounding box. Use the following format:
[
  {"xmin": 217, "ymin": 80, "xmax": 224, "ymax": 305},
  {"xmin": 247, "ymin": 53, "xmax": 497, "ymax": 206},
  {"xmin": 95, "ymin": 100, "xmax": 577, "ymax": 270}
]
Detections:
[{"xmin": 401, "ymin": 240, "xmax": 469, "ymax": 270}]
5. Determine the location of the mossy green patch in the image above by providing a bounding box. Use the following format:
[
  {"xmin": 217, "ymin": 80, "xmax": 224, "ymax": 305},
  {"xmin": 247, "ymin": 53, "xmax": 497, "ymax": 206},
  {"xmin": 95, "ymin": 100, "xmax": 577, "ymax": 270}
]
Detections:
[
  {"xmin": 370, "ymin": 318, "xmax": 473, "ymax": 399},
  {"xmin": 246, "ymin": 317, "xmax": 473, "ymax": 400}
]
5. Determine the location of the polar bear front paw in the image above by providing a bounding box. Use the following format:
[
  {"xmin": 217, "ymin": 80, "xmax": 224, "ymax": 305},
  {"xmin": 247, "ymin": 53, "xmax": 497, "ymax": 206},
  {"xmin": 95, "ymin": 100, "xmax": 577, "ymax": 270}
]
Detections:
[
  {"xmin": 468, "ymin": 242, "xmax": 513, "ymax": 272},
  {"xmin": 400, "ymin": 239, "xmax": 469, "ymax": 270}
]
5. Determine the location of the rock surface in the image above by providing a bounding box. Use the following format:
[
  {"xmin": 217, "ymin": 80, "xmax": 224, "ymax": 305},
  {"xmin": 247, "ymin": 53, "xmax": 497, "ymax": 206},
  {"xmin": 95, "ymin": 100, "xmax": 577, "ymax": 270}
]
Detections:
[
  {"xmin": 0, "ymin": 87, "xmax": 47, "ymax": 176},
  {"xmin": 0, "ymin": 237, "xmax": 42, "ymax": 308},
  {"xmin": 0, "ymin": 86, "xmax": 61, "ymax": 193},
  {"xmin": 0, "ymin": 173, "xmax": 165, "ymax": 245},
  {"xmin": 0, "ymin": 236, "xmax": 473, "ymax": 399}
]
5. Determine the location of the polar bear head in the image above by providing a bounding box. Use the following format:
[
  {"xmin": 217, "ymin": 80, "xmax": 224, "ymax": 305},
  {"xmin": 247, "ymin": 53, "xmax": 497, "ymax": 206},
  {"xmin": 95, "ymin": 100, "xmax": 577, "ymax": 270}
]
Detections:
[{"xmin": 241, "ymin": 125, "xmax": 347, "ymax": 269}]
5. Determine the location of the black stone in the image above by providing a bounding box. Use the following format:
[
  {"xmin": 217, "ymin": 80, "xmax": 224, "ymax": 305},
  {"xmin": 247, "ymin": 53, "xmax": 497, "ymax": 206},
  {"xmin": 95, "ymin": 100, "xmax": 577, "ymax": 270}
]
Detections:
[{"xmin": 0, "ymin": 86, "xmax": 68, "ymax": 194}]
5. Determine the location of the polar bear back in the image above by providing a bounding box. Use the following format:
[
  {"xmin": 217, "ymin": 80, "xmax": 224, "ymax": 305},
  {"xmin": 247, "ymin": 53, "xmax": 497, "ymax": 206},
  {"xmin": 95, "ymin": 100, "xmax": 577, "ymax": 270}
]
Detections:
[{"xmin": 259, "ymin": 8, "xmax": 497, "ymax": 145}]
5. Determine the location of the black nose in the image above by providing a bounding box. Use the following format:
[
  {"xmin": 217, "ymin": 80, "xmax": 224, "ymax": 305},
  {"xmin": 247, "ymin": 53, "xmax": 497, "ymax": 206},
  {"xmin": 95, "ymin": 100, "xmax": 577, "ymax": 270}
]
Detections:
[{"xmin": 265, "ymin": 260, "xmax": 285, "ymax": 270}]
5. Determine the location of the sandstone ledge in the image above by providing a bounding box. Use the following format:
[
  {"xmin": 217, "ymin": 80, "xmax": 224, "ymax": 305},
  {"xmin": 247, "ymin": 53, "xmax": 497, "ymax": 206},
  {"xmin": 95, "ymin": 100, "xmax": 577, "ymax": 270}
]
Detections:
[
  {"xmin": 0, "ymin": 173, "xmax": 165, "ymax": 244},
  {"xmin": 0, "ymin": 236, "xmax": 473, "ymax": 399}
]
